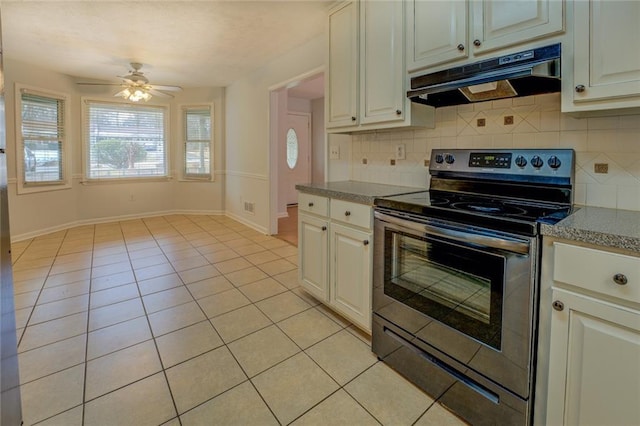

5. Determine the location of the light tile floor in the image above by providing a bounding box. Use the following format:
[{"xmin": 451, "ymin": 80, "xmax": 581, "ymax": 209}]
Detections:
[{"xmin": 11, "ymin": 214, "xmax": 467, "ymax": 426}]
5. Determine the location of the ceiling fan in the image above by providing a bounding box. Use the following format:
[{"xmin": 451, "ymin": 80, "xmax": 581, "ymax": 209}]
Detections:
[{"xmin": 77, "ymin": 62, "xmax": 182, "ymax": 102}]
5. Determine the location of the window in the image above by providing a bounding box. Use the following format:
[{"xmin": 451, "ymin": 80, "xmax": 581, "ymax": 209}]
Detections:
[
  {"xmin": 17, "ymin": 87, "xmax": 67, "ymax": 188},
  {"xmin": 84, "ymin": 101, "xmax": 168, "ymax": 180},
  {"xmin": 183, "ymin": 106, "xmax": 212, "ymax": 179},
  {"xmin": 286, "ymin": 128, "xmax": 299, "ymax": 169}
]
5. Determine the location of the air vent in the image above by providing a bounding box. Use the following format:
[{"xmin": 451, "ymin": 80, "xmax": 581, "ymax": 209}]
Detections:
[{"xmin": 243, "ymin": 201, "xmax": 255, "ymax": 214}]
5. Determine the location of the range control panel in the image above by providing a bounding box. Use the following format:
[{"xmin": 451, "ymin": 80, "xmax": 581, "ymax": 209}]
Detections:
[{"xmin": 430, "ymin": 149, "xmax": 575, "ymax": 181}]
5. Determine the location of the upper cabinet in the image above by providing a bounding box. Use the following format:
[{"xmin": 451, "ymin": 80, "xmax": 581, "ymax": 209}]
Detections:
[
  {"xmin": 326, "ymin": 1, "xmax": 434, "ymax": 133},
  {"xmin": 562, "ymin": 0, "xmax": 640, "ymax": 114},
  {"xmin": 326, "ymin": 1, "xmax": 359, "ymax": 128},
  {"xmin": 470, "ymin": 0, "xmax": 564, "ymax": 55},
  {"xmin": 407, "ymin": 0, "xmax": 468, "ymax": 72},
  {"xmin": 407, "ymin": 0, "xmax": 564, "ymax": 73}
]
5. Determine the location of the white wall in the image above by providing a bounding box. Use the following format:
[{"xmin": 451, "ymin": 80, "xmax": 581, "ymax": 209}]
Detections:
[
  {"xmin": 225, "ymin": 34, "xmax": 324, "ymax": 232},
  {"xmin": 4, "ymin": 59, "xmax": 226, "ymax": 239},
  {"xmin": 311, "ymin": 97, "xmax": 325, "ymax": 183}
]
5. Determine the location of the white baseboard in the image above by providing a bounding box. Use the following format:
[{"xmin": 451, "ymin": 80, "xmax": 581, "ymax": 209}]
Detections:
[
  {"xmin": 12, "ymin": 209, "xmax": 225, "ymax": 243},
  {"xmin": 224, "ymin": 211, "xmax": 269, "ymax": 235}
]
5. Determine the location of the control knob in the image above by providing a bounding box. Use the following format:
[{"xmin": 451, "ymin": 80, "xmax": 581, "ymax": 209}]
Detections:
[
  {"xmin": 531, "ymin": 155, "xmax": 544, "ymax": 169},
  {"xmin": 548, "ymin": 155, "xmax": 562, "ymax": 169},
  {"xmin": 435, "ymin": 154, "xmax": 444, "ymax": 164},
  {"xmin": 515, "ymin": 155, "xmax": 527, "ymax": 168},
  {"xmin": 445, "ymin": 154, "xmax": 455, "ymax": 164}
]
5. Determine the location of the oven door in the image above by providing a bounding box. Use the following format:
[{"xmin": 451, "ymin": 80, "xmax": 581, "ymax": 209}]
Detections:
[{"xmin": 373, "ymin": 209, "xmax": 538, "ymax": 398}]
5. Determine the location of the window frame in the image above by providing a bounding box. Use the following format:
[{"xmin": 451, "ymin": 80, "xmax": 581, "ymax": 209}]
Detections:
[
  {"xmin": 181, "ymin": 104, "xmax": 214, "ymax": 181},
  {"xmin": 15, "ymin": 84, "xmax": 71, "ymax": 194},
  {"xmin": 81, "ymin": 98, "xmax": 171, "ymax": 183}
]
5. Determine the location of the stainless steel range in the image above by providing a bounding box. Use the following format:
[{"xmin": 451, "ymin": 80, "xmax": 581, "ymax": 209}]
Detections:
[{"xmin": 372, "ymin": 149, "xmax": 575, "ymax": 425}]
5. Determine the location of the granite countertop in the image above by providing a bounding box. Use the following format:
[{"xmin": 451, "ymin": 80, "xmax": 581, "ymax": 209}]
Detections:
[
  {"xmin": 295, "ymin": 181, "xmax": 426, "ymax": 205},
  {"xmin": 541, "ymin": 206, "xmax": 640, "ymax": 253}
]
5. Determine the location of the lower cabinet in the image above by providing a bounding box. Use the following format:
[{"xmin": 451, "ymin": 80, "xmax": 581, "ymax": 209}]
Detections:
[
  {"xmin": 544, "ymin": 241, "xmax": 640, "ymax": 425},
  {"xmin": 298, "ymin": 213, "xmax": 328, "ymax": 301},
  {"xmin": 297, "ymin": 192, "xmax": 373, "ymax": 333},
  {"xmin": 546, "ymin": 288, "xmax": 640, "ymax": 425},
  {"xmin": 329, "ymin": 223, "xmax": 372, "ymax": 331}
]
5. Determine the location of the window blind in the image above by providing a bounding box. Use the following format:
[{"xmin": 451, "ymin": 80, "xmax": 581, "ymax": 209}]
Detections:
[
  {"xmin": 85, "ymin": 101, "xmax": 167, "ymax": 179},
  {"xmin": 20, "ymin": 92, "xmax": 65, "ymax": 183},
  {"xmin": 184, "ymin": 107, "xmax": 211, "ymax": 178}
]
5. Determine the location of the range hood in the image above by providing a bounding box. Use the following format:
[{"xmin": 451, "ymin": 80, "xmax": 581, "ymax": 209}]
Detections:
[{"xmin": 408, "ymin": 44, "xmax": 561, "ymax": 107}]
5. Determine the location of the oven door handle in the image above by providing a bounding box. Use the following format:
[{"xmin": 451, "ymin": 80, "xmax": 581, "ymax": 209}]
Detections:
[
  {"xmin": 375, "ymin": 211, "xmax": 531, "ymax": 255},
  {"xmin": 424, "ymin": 223, "xmax": 530, "ymax": 255}
]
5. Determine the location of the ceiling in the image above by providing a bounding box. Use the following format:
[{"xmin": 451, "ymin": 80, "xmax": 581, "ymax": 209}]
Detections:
[{"xmin": 1, "ymin": 1, "xmax": 331, "ymax": 90}]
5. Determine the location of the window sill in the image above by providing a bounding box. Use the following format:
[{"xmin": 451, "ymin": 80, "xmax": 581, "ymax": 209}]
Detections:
[
  {"xmin": 17, "ymin": 181, "xmax": 72, "ymax": 195},
  {"xmin": 80, "ymin": 176, "xmax": 173, "ymax": 185}
]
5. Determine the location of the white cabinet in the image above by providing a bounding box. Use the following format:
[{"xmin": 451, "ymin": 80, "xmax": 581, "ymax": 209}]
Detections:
[
  {"xmin": 544, "ymin": 242, "xmax": 640, "ymax": 426},
  {"xmin": 329, "ymin": 223, "xmax": 372, "ymax": 331},
  {"xmin": 297, "ymin": 192, "xmax": 374, "ymax": 332},
  {"xmin": 563, "ymin": 0, "xmax": 640, "ymax": 113},
  {"xmin": 407, "ymin": 0, "xmax": 564, "ymax": 73},
  {"xmin": 326, "ymin": 0, "xmax": 433, "ymax": 133},
  {"xmin": 470, "ymin": 0, "xmax": 564, "ymax": 55},
  {"xmin": 298, "ymin": 213, "xmax": 328, "ymax": 301},
  {"xmin": 327, "ymin": 1, "xmax": 359, "ymax": 128},
  {"xmin": 359, "ymin": 0, "xmax": 405, "ymax": 125},
  {"xmin": 406, "ymin": 0, "xmax": 468, "ymax": 71}
]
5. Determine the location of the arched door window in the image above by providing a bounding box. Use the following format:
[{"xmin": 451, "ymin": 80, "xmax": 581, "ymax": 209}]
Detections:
[{"xmin": 286, "ymin": 128, "xmax": 299, "ymax": 169}]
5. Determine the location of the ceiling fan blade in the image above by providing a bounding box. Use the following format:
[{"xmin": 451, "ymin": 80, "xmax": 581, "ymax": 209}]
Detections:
[
  {"xmin": 147, "ymin": 88, "xmax": 173, "ymax": 98},
  {"xmin": 77, "ymin": 82, "xmax": 123, "ymax": 86},
  {"xmin": 113, "ymin": 88, "xmax": 128, "ymax": 97},
  {"xmin": 150, "ymin": 85, "xmax": 182, "ymax": 92}
]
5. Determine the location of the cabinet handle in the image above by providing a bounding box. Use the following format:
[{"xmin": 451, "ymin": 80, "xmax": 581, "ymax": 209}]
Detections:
[
  {"xmin": 351, "ymin": 116, "xmax": 356, "ymax": 121},
  {"xmin": 344, "ymin": 211, "xmax": 351, "ymax": 216},
  {"xmin": 473, "ymin": 39, "xmax": 481, "ymax": 47},
  {"xmin": 395, "ymin": 109, "xmax": 401, "ymax": 115},
  {"xmin": 613, "ymin": 273, "xmax": 628, "ymax": 285},
  {"xmin": 308, "ymin": 202, "xmax": 314, "ymax": 207},
  {"xmin": 363, "ymin": 240, "xmax": 369, "ymax": 246},
  {"xmin": 457, "ymin": 43, "xmax": 465, "ymax": 51},
  {"xmin": 321, "ymin": 226, "xmax": 327, "ymax": 231},
  {"xmin": 575, "ymin": 85, "xmax": 586, "ymax": 93},
  {"xmin": 552, "ymin": 300, "xmax": 564, "ymax": 311}
]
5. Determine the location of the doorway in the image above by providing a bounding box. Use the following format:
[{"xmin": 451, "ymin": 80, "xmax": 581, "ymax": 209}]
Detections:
[{"xmin": 268, "ymin": 69, "xmax": 325, "ymax": 245}]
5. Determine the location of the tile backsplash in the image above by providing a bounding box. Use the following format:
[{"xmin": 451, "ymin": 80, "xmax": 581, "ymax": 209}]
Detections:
[{"xmin": 350, "ymin": 93, "xmax": 640, "ymax": 211}]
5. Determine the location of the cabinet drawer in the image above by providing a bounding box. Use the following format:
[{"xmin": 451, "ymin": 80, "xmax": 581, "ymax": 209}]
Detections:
[
  {"xmin": 330, "ymin": 199, "xmax": 372, "ymax": 230},
  {"xmin": 554, "ymin": 243, "xmax": 640, "ymax": 304},
  {"xmin": 298, "ymin": 193, "xmax": 329, "ymax": 216}
]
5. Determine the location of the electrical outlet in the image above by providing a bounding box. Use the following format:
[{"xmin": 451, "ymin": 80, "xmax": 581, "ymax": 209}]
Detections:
[
  {"xmin": 329, "ymin": 145, "xmax": 340, "ymax": 160},
  {"xmin": 390, "ymin": 159, "xmax": 396, "ymax": 166},
  {"xmin": 362, "ymin": 158, "xmax": 368, "ymax": 165},
  {"xmin": 594, "ymin": 163, "xmax": 609, "ymax": 174},
  {"xmin": 424, "ymin": 159, "xmax": 430, "ymax": 167},
  {"xmin": 395, "ymin": 144, "xmax": 406, "ymax": 160},
  {"xmin": 504, "ymin": 116, "xmax": 514, "ymax": 125},
  {"xmin": 477, "ymin": 118, "xmax": 486, "ymax": 127}
]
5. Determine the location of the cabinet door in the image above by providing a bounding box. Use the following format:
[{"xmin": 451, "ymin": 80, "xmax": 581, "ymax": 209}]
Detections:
[
  {"xmin": 546, "ymin": 288, "xmax": 640, "ymax": 426},
  {"xmin": 298, "ymin": 213, "xmax": 328, "ymax": 301},
  {"xmin": 406, "ymin": 0, "xmax": 468, "ymax": 72},
  {"xmin": 572, "ymin": 0, "xmax": 640, "ymax": 104},
  {"xmin": 327, "ymin": 1, "xmax": 359, "ymax": 129},
  {"xmin": 360, "ymin": 0, "xmax": 404, "ymax": 124},
  {"xmin": 329, "ymin": 223, "xmax": 372, "ymax": 332},
  {"xmin": 471, "ymin": 0, "xmax": 563, "ymax": 55}
]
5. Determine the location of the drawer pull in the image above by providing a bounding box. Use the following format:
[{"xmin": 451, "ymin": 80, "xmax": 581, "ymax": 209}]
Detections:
[
  {"xmin": 552, "ymin": 300, "xmax": 564, "ymax": 311},
  {"xmin": 613, "ymin": 273, "xmax": 628, "ymax": 285},
  {"xmin": 345, "ymin": 211, "xmax": 351, "ymax": 216},
  {"xmin": 308, "ymin": 202, "xmax": 314, "ymax": 207},
  {"xmin": 363, "ymin": 240, "xmax": 369, "ymax": 246},
  {"xmin": 321, "ymin": 226, "xmax": 327, "ymax": 231}
]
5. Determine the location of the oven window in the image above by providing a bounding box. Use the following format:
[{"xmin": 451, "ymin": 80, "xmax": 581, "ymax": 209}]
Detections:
[{"xmin": 384, "ymin": 230, "xmax": 504, "ymax": 350}]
